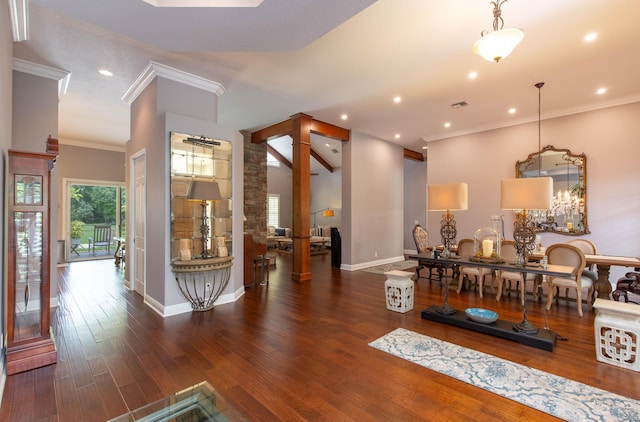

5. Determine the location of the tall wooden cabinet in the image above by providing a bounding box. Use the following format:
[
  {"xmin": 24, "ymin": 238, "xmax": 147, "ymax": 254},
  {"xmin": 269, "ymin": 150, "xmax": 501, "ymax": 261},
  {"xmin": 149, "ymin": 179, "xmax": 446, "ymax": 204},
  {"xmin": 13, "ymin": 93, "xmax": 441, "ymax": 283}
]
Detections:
[{"xmin": 6, "ymin": 149, "xmax": 58, "ymax": 375}]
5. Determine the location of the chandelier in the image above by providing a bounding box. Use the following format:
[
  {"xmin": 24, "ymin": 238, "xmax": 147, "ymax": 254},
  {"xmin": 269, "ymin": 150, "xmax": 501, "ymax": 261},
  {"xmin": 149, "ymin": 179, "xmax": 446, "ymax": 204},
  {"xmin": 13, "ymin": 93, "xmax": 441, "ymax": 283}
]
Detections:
[{"xmin": 473, "ymin": 0, "xmax": 524, "ymax": 63}]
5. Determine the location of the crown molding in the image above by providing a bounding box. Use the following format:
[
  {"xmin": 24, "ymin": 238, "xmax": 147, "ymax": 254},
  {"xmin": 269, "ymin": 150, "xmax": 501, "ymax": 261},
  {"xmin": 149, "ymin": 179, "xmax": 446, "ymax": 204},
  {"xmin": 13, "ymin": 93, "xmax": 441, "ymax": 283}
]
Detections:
[
  {"xmin": 142, "ymin": 0, "xmax": 263, "ymax": 6},
  {"xmin": 122, "ymin": 61, "xmax": 226, "ymax": 105},
  {"xmin": 12, "ymin": 59, "xmax": 71, "ymax": 98},
  {"xmin": 9, "ymin": 0, "xmax": 29, "ymax": 42}
]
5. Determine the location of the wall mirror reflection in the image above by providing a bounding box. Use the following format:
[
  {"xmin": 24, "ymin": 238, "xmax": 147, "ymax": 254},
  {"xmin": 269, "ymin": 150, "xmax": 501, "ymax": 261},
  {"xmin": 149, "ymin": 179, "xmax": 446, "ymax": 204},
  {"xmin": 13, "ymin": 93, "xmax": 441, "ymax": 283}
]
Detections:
[
  {"xmin": 516, "ymin": 145, "xmax": 589, "ymax": 235},
  {"xmin": 170, "ymin": 131, "xmax": 232, "ymax": 260}
]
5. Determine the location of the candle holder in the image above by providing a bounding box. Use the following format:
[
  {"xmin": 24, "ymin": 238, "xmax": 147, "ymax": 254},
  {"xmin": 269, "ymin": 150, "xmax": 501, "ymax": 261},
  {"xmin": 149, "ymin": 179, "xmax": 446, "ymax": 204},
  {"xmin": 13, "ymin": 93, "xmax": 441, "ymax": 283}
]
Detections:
[{"xmin": 474, "ymin": 227, "xmax": 501, "ymax": 259}]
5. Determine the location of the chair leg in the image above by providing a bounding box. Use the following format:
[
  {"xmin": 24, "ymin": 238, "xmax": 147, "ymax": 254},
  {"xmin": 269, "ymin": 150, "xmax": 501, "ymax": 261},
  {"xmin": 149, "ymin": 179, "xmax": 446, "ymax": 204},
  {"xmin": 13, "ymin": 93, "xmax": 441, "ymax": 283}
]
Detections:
[
  {"xmin": 576, "ymin": 288, "xmax": 583, "ymax": 317},
  {"xmin": 496, "ymin": 278, "xmax": 504, "ymax": 301},
  {"xmin": 456, "ymin": 272, "xmax": 465, "ymax": 294}
]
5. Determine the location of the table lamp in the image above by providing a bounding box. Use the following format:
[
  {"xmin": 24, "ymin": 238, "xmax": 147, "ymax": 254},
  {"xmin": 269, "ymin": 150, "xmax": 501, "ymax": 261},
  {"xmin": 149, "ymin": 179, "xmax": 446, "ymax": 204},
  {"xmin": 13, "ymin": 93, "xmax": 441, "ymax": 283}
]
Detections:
[
  {"xmin": 500, "ymin": 177, "xmax": 553, "ymax": 265},
  {"xmin": 188, "ymin": 180, "xmax": 222, "ymax": 259},
  {"xmin": 428, "ymin": 183, "xmax": 468, "ymax": 259}
]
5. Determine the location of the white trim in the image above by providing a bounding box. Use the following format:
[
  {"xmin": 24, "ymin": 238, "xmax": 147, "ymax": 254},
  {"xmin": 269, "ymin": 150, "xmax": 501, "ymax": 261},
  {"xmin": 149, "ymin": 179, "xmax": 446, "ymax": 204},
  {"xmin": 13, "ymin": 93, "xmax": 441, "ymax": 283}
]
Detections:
[
  {"xmin": 144, "ymin": 286, "xmax": 245, "ymax": 318},
  {"xmin": 341, "ymin": 255, "xmax": 406, "ymax": 271},
  {"xmin": 122, "ymin": 61, "xmax": 225, "ymax": 105},
  {"xmin": 9, "ymin": 0, "xmax": 28, "ymax": 42},
  {"xmin": 143, "ymin": 0, "xmax": 263, "ymax": 7},
  {"xmin": 59, "ymin": 138, "xmax": 126, "ymax": 152},
  {"xmin": 12, "ymin": 59, "xmax": 71, "ymax": 98}
]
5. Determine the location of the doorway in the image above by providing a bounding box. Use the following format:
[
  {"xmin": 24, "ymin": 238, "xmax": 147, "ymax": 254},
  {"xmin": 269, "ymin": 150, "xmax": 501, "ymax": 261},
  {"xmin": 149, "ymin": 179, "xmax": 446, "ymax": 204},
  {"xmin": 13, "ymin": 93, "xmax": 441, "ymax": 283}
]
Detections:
[{"xmin": 65, "ymin": 179, "xmax": 126, "ymax": 262}]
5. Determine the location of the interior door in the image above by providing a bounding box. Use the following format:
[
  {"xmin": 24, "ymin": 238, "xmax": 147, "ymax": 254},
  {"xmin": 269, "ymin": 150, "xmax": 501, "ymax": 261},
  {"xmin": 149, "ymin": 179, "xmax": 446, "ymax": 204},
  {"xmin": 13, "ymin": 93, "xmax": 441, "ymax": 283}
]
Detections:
[{"xmin": 133, "ymin": 154, "xmax": 146, "ymax": 297}]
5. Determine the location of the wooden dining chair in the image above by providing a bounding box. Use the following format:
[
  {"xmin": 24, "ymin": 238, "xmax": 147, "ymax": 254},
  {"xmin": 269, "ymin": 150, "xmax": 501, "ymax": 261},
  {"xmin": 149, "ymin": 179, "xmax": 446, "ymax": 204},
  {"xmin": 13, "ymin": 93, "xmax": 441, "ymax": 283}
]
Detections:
[
  {"xmin": 456, "ymin": 239, "xmax": 494, "ymax": 298},
  {"xmin": 545, "ymin": 243, "xmax": 594, "ymax": 317},
  {"xmin": 495, "ymin": 241, "xmax": 541, "ymax": 305}
]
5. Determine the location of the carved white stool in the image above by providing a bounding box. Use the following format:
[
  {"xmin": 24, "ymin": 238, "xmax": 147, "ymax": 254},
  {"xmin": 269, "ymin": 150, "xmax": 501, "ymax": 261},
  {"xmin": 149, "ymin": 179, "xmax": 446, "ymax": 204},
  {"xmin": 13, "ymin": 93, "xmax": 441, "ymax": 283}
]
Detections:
[
  {"xmin": 384, "ymin": 270, "xmax": 414, "ymax": 313},
  {"xmin": 593, "ymin": 298, "xmax": 640, "ymax": 372}
]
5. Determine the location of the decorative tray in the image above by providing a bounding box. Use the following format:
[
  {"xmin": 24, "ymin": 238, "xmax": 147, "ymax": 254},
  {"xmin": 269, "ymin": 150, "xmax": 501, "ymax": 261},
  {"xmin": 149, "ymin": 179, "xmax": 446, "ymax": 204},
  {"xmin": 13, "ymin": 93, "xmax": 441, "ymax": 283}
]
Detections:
[
  {"xmin": 465, "ymin": 308, "xmax": 499, "ymax": 324},
  {"xmin": 469, "ymin": 256, "xmax": 505, "ymax": 264}
]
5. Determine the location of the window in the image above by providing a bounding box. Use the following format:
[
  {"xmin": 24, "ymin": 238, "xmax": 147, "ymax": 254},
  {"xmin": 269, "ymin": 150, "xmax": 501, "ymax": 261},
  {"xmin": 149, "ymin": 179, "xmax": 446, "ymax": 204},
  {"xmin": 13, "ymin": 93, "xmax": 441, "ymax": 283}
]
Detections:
[
  {"xmin": 267, "ymin": 194, "xmax": 280, "ymax": 227},
  {"xmin": 266, "ymin": 151, "xmax": 280, "ymax": 167}
]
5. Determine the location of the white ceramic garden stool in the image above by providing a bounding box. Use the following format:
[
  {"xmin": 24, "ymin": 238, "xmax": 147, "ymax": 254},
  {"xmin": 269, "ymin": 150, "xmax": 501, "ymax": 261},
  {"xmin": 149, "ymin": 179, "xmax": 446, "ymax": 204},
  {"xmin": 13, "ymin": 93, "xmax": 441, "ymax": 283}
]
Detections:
[
  {"xmin": 593, "ymin": 298, "xmax": 640, "ymax": 372},
  {"xmin": 384, "ymin": 270, "xmax": 414, "ymax": 313}
]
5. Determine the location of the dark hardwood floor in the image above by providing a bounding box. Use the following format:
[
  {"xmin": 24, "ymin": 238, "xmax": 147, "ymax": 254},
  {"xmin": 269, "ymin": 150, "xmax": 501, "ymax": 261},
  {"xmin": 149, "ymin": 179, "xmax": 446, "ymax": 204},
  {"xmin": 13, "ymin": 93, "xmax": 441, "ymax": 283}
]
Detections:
[{"xmin": 1, "ymin": 254, "xmax": 638, "ymax": 421}]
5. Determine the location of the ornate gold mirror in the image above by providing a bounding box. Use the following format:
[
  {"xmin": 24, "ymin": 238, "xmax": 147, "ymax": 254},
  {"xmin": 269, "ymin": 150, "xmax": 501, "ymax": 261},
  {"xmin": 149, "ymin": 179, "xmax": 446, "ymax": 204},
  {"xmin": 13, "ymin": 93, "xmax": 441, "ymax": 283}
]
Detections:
[{"xmin": 516, "ymin": 145, "xmax": 589, "ymax": 235}]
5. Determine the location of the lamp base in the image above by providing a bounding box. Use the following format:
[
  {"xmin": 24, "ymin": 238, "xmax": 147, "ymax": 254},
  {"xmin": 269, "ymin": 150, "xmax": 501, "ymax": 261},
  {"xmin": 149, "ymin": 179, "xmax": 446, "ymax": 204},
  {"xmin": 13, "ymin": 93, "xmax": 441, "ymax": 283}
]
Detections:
[
  {"xmin": 513, "ymin": 320, "xmax": 539, "ymax": 335},
  {"xmin": 435, "ymin": 303, "xmax": 457, "ymax": 315}
]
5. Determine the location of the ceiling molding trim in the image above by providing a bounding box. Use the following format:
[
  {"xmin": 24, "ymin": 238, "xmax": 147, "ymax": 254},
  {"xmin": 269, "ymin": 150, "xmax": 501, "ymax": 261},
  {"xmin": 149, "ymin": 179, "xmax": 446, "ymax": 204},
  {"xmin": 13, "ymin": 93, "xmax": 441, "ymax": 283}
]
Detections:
[
  {"xmin": 12, "ymin": 59, "xmax": 71, "ymax": 98},
  {"xmin": 9, "ymin": 0, "xmax": 29, "ymax": 42},
  {"xmin": 58, "ymin": 137, "xmax": 127, "ymax": 152},
  {"xmin": 142, "ymin": 0, "xmax": 263, "ymax": 6},
  {"xmin": 122, "ymin": 61, "xmax": 226, "ymax": 105}
]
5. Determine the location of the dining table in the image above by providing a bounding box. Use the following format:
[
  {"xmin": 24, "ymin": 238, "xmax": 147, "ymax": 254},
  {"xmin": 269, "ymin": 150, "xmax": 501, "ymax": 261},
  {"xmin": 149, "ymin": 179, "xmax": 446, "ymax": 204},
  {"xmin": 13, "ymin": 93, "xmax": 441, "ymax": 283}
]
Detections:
[{"xmin": 583, "ymin": 254, "xmax": 640, "ymax": 299}]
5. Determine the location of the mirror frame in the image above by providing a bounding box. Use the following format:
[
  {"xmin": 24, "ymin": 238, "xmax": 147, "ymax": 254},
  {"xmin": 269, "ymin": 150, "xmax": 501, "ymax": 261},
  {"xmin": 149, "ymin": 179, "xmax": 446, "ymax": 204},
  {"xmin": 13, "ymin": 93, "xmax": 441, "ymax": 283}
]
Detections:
[{"xmin": 516, "ymin": 145, "xmax": 589, "ymax": 236}]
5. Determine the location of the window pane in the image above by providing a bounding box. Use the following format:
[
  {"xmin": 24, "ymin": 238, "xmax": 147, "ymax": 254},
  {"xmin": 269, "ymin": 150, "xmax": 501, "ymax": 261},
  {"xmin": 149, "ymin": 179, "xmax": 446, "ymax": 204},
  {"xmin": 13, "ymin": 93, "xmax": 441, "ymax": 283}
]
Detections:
[{"xmin": 267, "ymin": 194, "xmax": 279, "ymax": 227}]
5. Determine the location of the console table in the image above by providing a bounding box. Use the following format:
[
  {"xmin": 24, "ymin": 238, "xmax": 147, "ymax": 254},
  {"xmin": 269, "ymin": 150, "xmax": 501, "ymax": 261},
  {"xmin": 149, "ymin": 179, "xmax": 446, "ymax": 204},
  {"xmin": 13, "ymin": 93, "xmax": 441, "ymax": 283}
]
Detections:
[
  {"xmin": 171, "ymin": 256, "xmax": 233, "ymax": 311},
  {"xmin": 409, "ymin": 253, "xmax": 574, "ymax": 351}
]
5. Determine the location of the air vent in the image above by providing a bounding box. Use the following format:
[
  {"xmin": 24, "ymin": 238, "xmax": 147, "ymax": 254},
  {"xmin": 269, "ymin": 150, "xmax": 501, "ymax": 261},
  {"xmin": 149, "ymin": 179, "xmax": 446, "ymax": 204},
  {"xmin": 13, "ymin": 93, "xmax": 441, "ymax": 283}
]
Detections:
[
  {"xmin": 331, "ymin": 148, "xmax": 339, "ymax": 154},
  {"xmin": 451, "ymin": 101, "xmax": 469, "ymax": 109}
]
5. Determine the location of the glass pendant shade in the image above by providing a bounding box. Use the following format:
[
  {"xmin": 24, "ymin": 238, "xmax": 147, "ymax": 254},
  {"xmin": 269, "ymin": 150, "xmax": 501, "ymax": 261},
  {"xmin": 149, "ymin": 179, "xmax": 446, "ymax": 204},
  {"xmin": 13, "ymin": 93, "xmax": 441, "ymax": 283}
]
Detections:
[{"xmin": 473, "ymin": 28, "xmax": 524, "ymax": 63}]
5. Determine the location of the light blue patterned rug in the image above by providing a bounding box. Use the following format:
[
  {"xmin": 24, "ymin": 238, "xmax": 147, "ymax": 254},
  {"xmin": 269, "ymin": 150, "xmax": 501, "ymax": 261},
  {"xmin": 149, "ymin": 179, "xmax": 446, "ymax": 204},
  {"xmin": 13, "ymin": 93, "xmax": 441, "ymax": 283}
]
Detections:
[{"xmin": 369, "ymin": 328, "xmax": 640, "ymax": 422}]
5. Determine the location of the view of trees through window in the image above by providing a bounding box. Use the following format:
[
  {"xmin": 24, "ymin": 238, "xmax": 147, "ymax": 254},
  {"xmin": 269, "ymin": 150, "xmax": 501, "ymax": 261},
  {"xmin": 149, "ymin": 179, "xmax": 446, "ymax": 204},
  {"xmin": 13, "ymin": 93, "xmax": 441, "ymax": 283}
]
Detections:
[{"xmin": 69, "ymin": 184, "xmax": 126, "ymax": 259}]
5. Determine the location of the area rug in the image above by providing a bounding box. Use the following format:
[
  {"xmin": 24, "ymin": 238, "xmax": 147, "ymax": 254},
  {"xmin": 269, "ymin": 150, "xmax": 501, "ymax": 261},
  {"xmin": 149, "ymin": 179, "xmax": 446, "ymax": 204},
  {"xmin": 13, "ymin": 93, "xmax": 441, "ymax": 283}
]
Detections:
[
  {"xmin": 360, "ymin": 260, "xmax": 418, "ymax": 274},
  {"xmin": 369, "ymin": 328, "xmax": 640, "ymax": 422}
]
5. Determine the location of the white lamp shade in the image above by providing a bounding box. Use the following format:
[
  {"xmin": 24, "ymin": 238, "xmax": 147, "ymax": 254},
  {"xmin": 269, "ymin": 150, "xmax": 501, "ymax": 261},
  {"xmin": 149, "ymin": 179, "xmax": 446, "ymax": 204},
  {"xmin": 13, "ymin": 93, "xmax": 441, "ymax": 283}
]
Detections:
[
  {"xmin": 500, "ymin": 177, "xmax": 553, "ymax": 210},
  {"xmin": 428, "ymin": 183, "xmax": 468, "ymax": 211},
  {"xmin": 188, "ymin": 180, "xmax": 222, "ymax": 201},
  {"xmin": 473, "ymin": 28, "xmax": 524, "ymax": 62}
]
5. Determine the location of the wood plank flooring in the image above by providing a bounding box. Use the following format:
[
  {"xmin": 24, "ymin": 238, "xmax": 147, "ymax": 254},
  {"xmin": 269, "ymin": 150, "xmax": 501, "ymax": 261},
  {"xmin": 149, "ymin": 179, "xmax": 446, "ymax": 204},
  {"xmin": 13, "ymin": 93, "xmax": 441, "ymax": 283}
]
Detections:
[{"xmin": 1, "ymin": 254, "xmax": 639, "ymax": 421}]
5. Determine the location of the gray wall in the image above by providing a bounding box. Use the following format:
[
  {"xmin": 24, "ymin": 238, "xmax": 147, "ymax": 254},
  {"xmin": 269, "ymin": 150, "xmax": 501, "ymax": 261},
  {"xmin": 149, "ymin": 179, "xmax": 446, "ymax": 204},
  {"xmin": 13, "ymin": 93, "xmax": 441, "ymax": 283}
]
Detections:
[
  {"xmin": 310, "ymin": 167, "xmax": 342, "ymax": 229},
  {"xmin": 342, "ymin": 132, "xmax": 404, "ymax": 268},
  {"xmin": 403, "ymin": 157, "xmax": 427, "ymax": 252}
]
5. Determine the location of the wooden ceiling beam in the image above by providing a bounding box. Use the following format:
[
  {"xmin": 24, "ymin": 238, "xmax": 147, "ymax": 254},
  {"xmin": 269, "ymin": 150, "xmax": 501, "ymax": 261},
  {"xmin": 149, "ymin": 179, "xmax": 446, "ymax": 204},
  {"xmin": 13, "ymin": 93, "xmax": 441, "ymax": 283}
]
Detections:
[
  {"xmin": 404, "ymin": 148, "xmax": 424, "ymax": 162},
  {"xmin": 266, "ymin": 144, "xmax": 293, "ymax": 169},
  {"xmin": 310, "ymin": 119, "xmax": 350, "ymax": 142},
  {"xmin": 251, "ymin": 119, "xmax": 293, "ymax": 143},
  {"xmin": 310, "ymin": 147, "xmax": 334, "ymax": 173}
]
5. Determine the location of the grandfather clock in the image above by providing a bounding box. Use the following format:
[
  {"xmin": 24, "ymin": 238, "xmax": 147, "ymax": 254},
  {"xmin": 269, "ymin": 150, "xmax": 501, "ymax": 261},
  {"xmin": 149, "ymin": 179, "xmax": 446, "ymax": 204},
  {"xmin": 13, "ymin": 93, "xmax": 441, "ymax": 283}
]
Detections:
[{"xmin": 6, "ymin": 149, "xmax": 58, "ymax": 375}]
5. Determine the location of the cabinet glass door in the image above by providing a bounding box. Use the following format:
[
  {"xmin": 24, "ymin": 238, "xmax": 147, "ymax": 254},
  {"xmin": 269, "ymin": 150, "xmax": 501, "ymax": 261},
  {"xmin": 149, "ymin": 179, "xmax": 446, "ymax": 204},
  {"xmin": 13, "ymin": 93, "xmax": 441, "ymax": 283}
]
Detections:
[{"xmin": 13, "ymin": 211, "xmax": 44, "ymax": 341}]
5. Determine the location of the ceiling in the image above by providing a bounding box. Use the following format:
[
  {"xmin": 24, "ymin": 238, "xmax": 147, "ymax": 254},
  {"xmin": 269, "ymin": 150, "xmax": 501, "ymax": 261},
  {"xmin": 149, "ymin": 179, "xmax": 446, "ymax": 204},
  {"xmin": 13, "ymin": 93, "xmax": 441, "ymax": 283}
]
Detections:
[{"xmin": 14, "ymin": 0, "xmax": 640, "ymax": 171}]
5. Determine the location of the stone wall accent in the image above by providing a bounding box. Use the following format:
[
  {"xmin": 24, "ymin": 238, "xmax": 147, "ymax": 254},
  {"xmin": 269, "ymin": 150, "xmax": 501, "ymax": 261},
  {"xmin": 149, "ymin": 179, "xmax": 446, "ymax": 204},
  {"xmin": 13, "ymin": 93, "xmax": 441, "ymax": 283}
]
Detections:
[{"xmin": 243, "ymin": 130, "xmax": 267, "ymax": 239}]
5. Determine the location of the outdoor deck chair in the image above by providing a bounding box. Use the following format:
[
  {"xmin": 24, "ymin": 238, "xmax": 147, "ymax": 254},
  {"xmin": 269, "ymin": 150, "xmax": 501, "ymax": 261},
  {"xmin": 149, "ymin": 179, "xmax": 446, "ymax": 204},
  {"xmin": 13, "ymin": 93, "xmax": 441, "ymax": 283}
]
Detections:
[{"xmin": 89, "ymin": 225, "xmax": 112, "ymax": 255}]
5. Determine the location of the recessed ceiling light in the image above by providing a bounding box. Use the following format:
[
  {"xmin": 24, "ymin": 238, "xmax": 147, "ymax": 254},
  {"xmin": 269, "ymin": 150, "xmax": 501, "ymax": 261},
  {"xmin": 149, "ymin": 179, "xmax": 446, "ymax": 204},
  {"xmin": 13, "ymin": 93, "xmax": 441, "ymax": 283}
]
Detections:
[
  {"xmin": 508, "ymin": 108, "xmax": 517, "ymax": 114},
  {"xmin": 98, "ymin": 69, "xmax": 113, "ymax": 77},
  {"xmin": 325, "ymin": 143, "xmax": 331, "ymax": 147},
  {"xmin": 596, "ymin": 87, "xmax": 607, "ymax": 95},
  {"xmin": 340, "ymin": 114, "xmax": 348, "ymax": 120},
  {"xmin": 422, "ymin": 146, "xmax": 428, "ymax": 150},
  {"xmin": 584, "ymin": 32, "xmax": 597, "ymax": 43},
  {"xmin": 393, "ymin": 96, "xmax": 402, "ymax": 103},
  {"xmin": 394, "ymin": 134, "xmax": 400, "ymax": 139},
  {"xmin": 444, "ymin": 122, "xmax": 451, "ymax": 128},
  {"xmin": 468, "ymin": 71, "xmax": 478, "ymax": 79}
]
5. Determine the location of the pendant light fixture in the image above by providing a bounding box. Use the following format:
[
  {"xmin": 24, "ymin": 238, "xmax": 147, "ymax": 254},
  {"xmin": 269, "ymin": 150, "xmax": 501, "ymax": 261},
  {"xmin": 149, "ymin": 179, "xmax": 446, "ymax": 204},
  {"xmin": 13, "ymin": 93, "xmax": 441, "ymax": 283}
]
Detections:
[{"xmin": 473, "ymin": 0, "xmax": 524, "ymax": 63}]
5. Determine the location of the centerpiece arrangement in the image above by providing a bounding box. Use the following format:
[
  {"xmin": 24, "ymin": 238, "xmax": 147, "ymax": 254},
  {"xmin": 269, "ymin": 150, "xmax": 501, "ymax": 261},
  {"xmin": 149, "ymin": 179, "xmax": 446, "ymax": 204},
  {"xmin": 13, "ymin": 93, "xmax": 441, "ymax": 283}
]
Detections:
[{"xmin": 470, "ymin": 227, "xmax": 505, "ymax": 263}]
